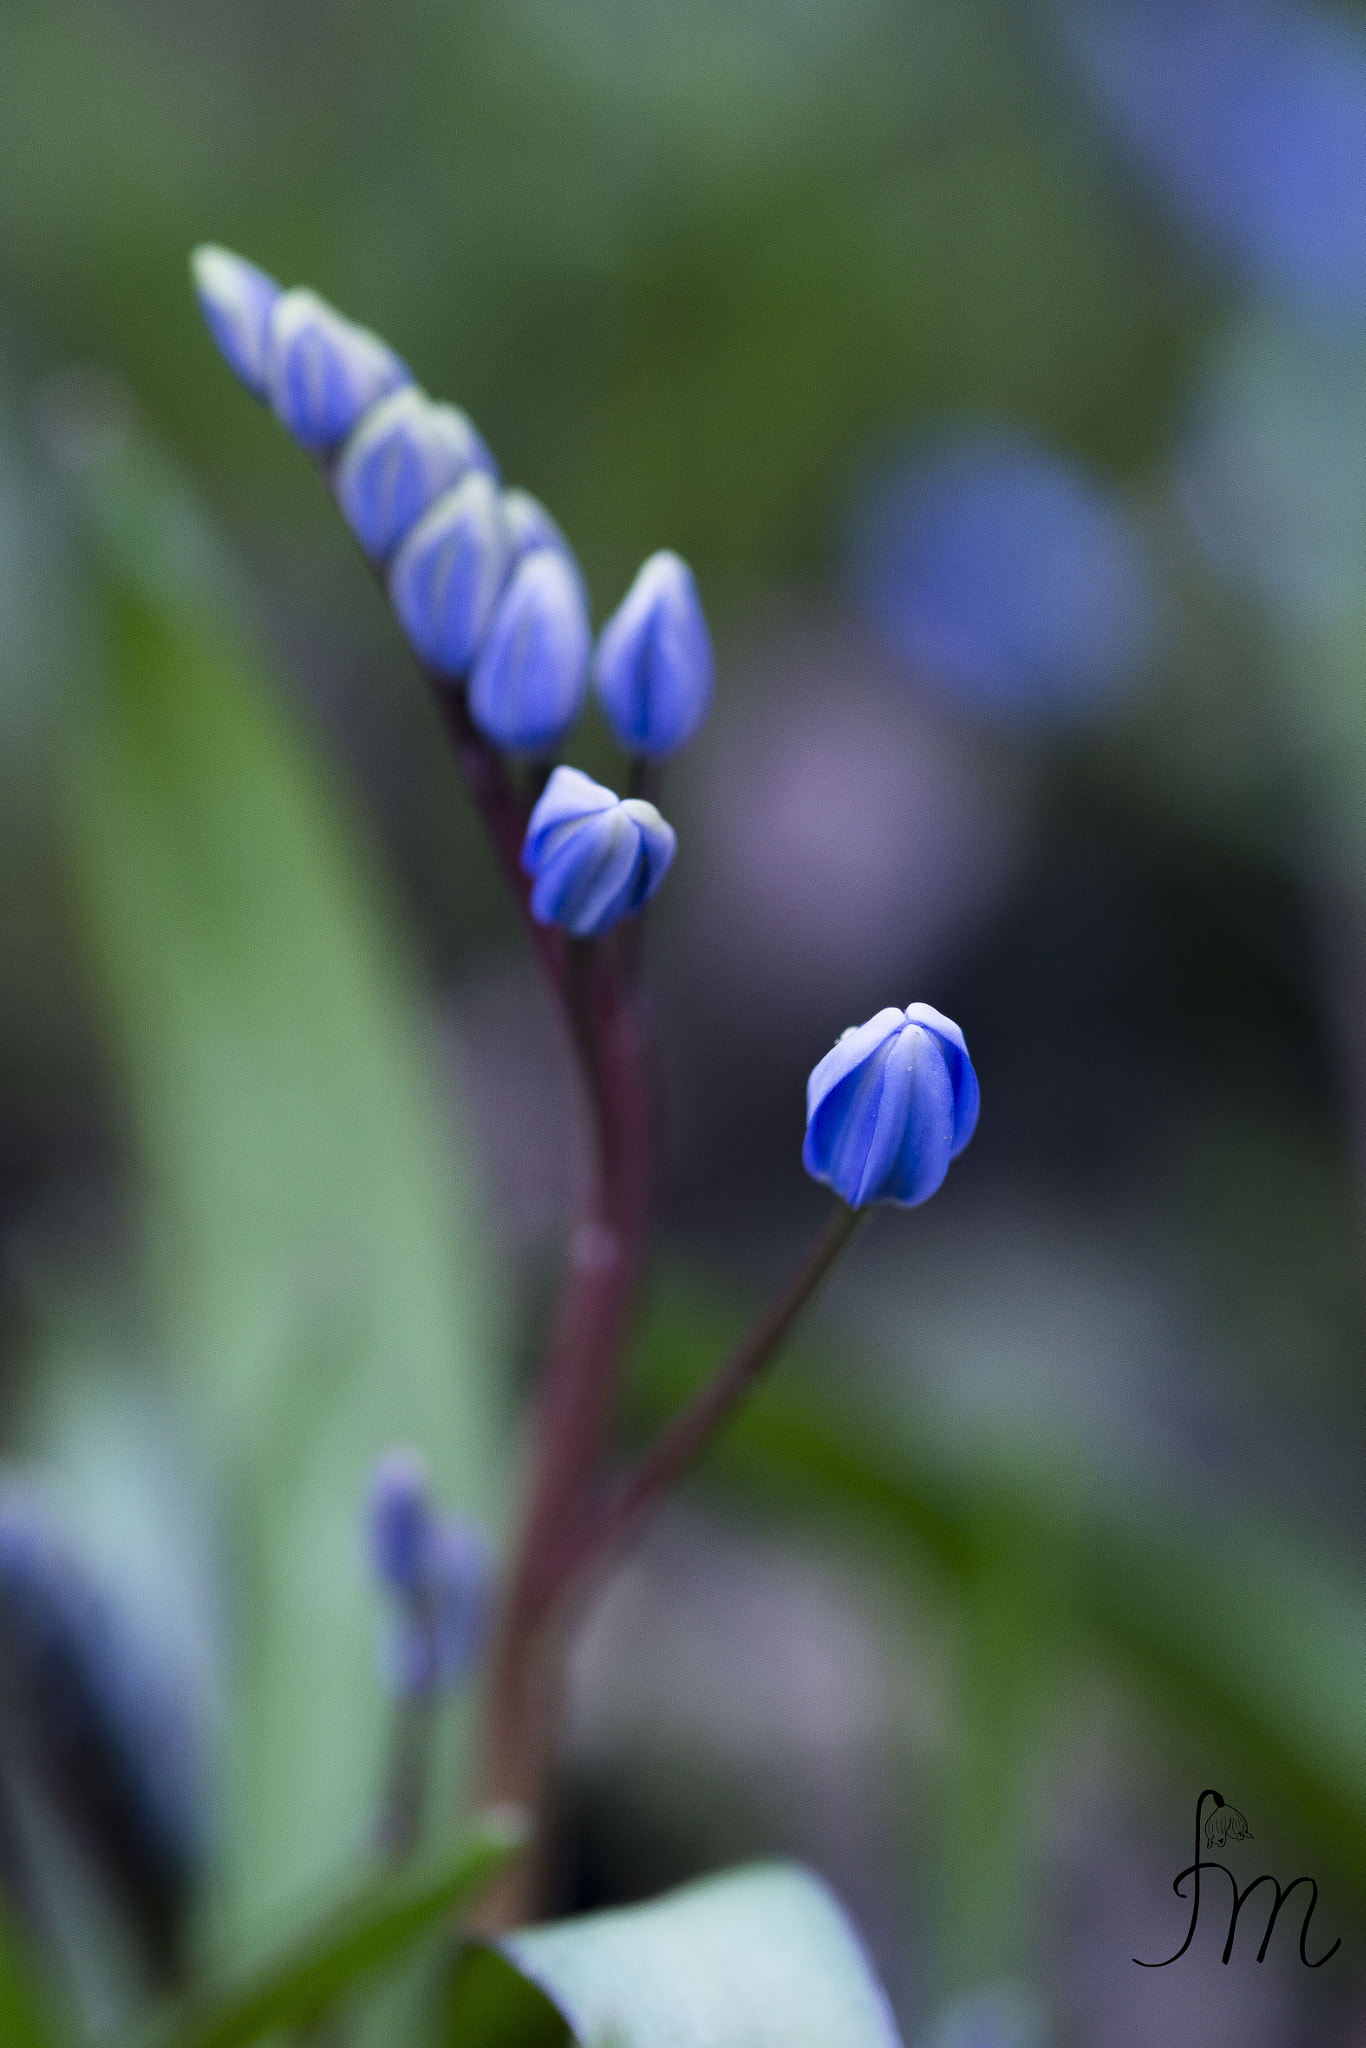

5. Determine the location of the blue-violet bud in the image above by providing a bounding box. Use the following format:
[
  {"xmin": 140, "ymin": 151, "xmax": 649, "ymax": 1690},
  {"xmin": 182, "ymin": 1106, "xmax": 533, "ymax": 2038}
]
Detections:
[
  {"xmin": 521, "ymin": 766, "xmax": 676, "ymax": 936},
  {"xmin": 803, "ymin": 1002, "xmax": 979, "ymax": 1208},
  {"xmin": 502, "ymin": 488, "xmax": 574, "ymax": 565},
  {"xmin": 191, "ymin": 245, "xmax": 281, "ymax": 402},
  {"xmin": 334, "ymin": 388, "xmax": 498, "ymax": 561},
  {"xmin": 593, "ymin": 550, "xmax": 714, "ymax": 758},
  {"xmin": 468, "ymin": 550, "xmax": 591, "ymax": 752},
  {"xmin": 265, "ymin": 287, "xmax": 411, "ymax": 452},
  {"xmin": 387, "ymin": 470, "xmax": 511, "ymax": 677},
  {"xmin": 366, "ymin": 1448, "xmax": 432, "ymax": 1594}
]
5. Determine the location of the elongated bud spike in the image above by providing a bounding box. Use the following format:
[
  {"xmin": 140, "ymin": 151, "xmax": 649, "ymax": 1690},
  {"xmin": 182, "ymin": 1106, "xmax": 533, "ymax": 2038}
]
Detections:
[
  {"xmin": 265, "ymin": 287, "xmax": 411, "ymax": 452},
  {"xmin": 593, "ymin": 550, "xmax": 714, "ymax": 758},
  {"xmin": 469, "ymin": 549, "xmax": 591, "ymax": 752},
  {"xmin": 335, "ymin": 389, "xmax": 498, "ymax": 561},
  {"xmin": 387, "ymin": 470, "xmax": 511, "ymax": 678},
  {"xmin": 521, "ymin": 765, "xmax": 676, "ymax": 936},
  {"xmin": 191, "ymin": 245, "xmax": 281, "ymax": 401}
]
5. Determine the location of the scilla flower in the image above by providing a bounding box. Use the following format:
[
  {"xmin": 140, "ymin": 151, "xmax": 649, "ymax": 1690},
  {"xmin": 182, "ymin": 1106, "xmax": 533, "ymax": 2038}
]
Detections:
[
  {"xmin": 593, "ymin": 550, "xmax": 714, "ymax": 757},
  {"xmin": 522, "ymin": 766, "xmax": 676, "ymax": 937},
  {"xmin": 191, "ymin": 246, "xmax": 280, "ymax": 401},
  {"xmin": 387, "ymin": 469, "xmax": 510, "ymax": 677},
  {"xmin": 366, "ymin": 1451, "xmax": 495, "ymax": 1699},
  {"xmin": 804, "ymin": 1002, "xmax": 979, "ymax": 1207},
  {"xmin": 265, "ymin": 287, "xmax": 411, "ymax": 452},
  {"xmin": 468, "ymin": 549, "xmax": 591, "ymax": 752},
  {"xmin": 334, "ymin": 388, "xmax": 498, "ymax": 562}
]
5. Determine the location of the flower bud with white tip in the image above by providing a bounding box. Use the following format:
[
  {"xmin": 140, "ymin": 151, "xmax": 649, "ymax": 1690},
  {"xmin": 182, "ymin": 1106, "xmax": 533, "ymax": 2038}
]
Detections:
[
  {"xmin": 593, "ymin": 549, "xmax": 714, "ymax": 758},
  {"xmin": 468, "ymin": 549, "xmax": 591, "ymax": 752},
  {"xmin": 334, "ymin": 388, "xmax": 498, "ymax": 561},
  {"xmin": 265, "ymin": 287, "xmax": 411, "ymax": 452},
  {"xmin": 521, "ymin": 765, "xmax": 676, "ymax": 937},
  {"xmin": 387, "ymin": 469, "xmax": 511, "ymax": 678},
  {"xmin": 502, "ymin": 487, "xmax": 574, "ymax": 566},
  {"xmin": 803, "ymin": 1002, "xmax": 979, "ymax": 1208},
  {"xmin": 191, "ymin": 245, "xmax": 281, "ymax": 401}
]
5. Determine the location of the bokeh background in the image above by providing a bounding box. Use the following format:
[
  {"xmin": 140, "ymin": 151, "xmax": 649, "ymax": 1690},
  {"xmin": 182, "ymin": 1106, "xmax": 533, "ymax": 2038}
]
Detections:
[{"xmin": 2, "ymin": 0, "xmax": 1366, "ymax": 2043}]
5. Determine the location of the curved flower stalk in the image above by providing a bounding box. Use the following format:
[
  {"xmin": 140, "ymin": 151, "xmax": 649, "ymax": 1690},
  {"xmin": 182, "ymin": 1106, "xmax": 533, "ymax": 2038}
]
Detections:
[{"xmin": 192, "ymin": 246, "xmax": 980, "ymax": 1925}]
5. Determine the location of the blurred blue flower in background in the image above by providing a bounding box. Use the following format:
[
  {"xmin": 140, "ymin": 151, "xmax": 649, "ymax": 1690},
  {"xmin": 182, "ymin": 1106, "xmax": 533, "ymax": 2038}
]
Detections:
[
  {"xmin": 1068, "ymin": 0, "xmax": 1366, "ymax": 321},
  {"xmin": 522, "ymin": 766, "xmax": 676, "ymax": 936},
  {"xmin": 366, "ymin": 1451, "xmax": 495, "ymax": 1699},
  {"xmin": 803, "ymin": 1002, "xmax": 979, "ymax": 1208},
  {"xmin": 846, "ymin": 432, "xmax": 1160, "ymax": 723}
]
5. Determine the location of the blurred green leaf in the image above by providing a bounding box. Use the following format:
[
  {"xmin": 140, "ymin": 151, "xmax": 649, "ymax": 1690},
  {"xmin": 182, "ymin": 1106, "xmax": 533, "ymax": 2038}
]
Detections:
[
  {"xmin": 450, "ymin": 1863, "xmax": 901, "ymax": 2048},
  {"xmin": 62, "ymin": 424, "xmax": 506, "ymax": 1950},
  {"xmin": 0, "ymin": 1899, "xmax": 62, "ymax": 2048},
  {"xmin": 629, "ymin": 1270, "xmax": 1366, "ymax": 1888},
  {"xmin": 144, "ymin": 1808, "xmax": 526, "ymax": 2048}
]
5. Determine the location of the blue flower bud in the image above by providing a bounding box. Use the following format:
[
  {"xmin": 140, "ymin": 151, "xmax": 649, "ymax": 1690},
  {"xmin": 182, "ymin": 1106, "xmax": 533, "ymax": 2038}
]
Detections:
[
  {"xmin": 468, "ymin": 549, "xmax": 591, "ymax": 752},
  {"xmin": 803, "ymin": 1002, "xmax": 979, "ymax": 1208},
  {"xmin": 366, "ymin": 1449, "xmax": 432, "ymax": 1594},
  {"xmin": 521, "ymin": 765, "xmax": 676, "ymax": 937},
  {"xmin": 502, "ymin": 487, "xmax": 573, "ymax": 565},
  {"xmin": 334, "ymin": 388, "xmax": 499, "ymax": 561},
  {"xmin": 191, "ymin": 245, "xmax": 281, "ymax": 401},
  {"xmin": 265, "ymin": 287, "xmax": 411, "ymax": 452},
  {"xmin": 593, "ymin": 550, "xmax": 714, "ymax": 758},
  {"xmin": 387, "ymin": 470, "xmax": 511, "ymax": 677}
]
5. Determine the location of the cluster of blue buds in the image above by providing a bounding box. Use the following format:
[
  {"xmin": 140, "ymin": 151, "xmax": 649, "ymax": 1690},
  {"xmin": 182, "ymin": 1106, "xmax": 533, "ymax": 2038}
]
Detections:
[
  {"xmin": 193, "ymin": 246, "xmax": 714, "ymax": 936},
  {"xmin": 365, "ymin": 1451, "xmax": 496, "ymax": 1700},
  {"xmin": 803, "ymin": 1003, "xmax": 980, "ymax": 1208}
]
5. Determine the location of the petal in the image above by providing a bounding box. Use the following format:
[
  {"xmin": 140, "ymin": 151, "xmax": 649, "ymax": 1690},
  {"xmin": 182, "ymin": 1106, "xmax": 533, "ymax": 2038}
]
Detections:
[
  {"xmin": 805, "ymin": 1009, "xmax": 908, "ymax": 1126},
  {"xmin": 903, "ymin": 1001, "xmax": 980, "ymax": 1156},
  {"xmin": 530, "ymin": 808, "xmax": 641, "ymax": 936},
  {"xmin": 387, "ymin": 471, "xmax": 510, "ymax": 676},
  {"xmin": 469, "ymin": 550, "xmax": 590, "ymax": 751},
  {"xmin": 522, "ymin": 767, "xmax": 619, "ymax": 871},
  {"xmin": 502, "ymin": 488, "xmax": 574, "ymax": 565},
  {"xmin": 191, "ymin": 246, "xmax": 280, "ymax": 400},
  {"xmin": 266, "ymin": 288, "xmax": 410, "ymax": 451},
  {"xmin": 884, "ymin": 1025, "xmax": 956, "ymax": 1204},
  {"xmin": 619, "ymin": 798, "xmax": 677, "ymax": 907}
]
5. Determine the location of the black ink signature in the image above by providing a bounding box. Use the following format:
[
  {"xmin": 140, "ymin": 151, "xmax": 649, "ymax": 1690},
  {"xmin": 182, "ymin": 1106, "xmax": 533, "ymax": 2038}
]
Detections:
[{"xmin": 1134, "ymin": 1789, "xmax": 1340, "ymax": 1969}]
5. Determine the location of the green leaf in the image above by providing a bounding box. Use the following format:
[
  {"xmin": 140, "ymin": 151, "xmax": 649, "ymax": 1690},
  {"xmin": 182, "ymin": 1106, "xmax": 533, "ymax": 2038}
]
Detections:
[
  {"xmin": 627, "ymin": 1271, "xmax": 1366, "ymax": 1888},
  {"xmin": 143, "ymin": 1808, "xmax": 526, "ymax": 2048},
  {"xmin": 450, "ymin": 1863, "xmax": 902, "ymax": 2048},
  {"xmin": 61, "ymin": 428, "xmax": 507, "ymax": 1947},
  {"xmin": 0, "ymin": 1900, "xmax": 62, "ymax": 2048}
]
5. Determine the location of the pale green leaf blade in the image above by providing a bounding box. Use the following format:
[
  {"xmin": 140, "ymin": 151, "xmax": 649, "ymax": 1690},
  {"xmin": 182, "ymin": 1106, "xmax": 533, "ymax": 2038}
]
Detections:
[
  {"xmin": 0, "ymin": 1900, "xmax": 63, "ymax": 2048},
  {"xmin": 451, "ymin": 1863, "xmax": 904, "ymax": 2048}
]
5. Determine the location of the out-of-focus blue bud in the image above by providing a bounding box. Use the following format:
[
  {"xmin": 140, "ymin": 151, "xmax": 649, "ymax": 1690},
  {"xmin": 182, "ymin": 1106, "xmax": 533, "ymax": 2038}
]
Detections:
[
  {"xmin": 191, "ymin": 245, "xmax": 281, "ymax": 402},
  {"xmin": 265, "ymin": 287, "xmax": 411, "ymax": 452},
  {"xmin": 387, "ymin": 470, "xmax": 511, "ymax": 678},
  {"xmin": 502, "ymin": 487, "xmax": 574, "ymax": 565},
  {"xmin": 468, "ymin": 550, "xmax": 591, "ymax": 752},
  {"xmin": 334, "ymin": 389, "xmax": 498, "ymax": 561},
  {"xmin": 848, "ymin": 433, "xmax": 1160, "ymax": 724},
  {"xmin": 521, "ymin": 766, "xmax": 676, "ymax": 937},
  {"xmin": 366, "ymin": 1452, "xmax": 496, "ymax": 1700},
  {"xmin": 1069, "ymin": 0, "xmax": 1366, "ymax": 322},
  {"xmin": 803, "ymin": 1002, "xmax": 979, "ymax": 1208},
  {"xmin": 593, "ymin": 550, "xmax": 715, "ymax": 757},
  {"xmin": 366, "ymin": 1449, "xmax": 432, "ymax": 1595}
]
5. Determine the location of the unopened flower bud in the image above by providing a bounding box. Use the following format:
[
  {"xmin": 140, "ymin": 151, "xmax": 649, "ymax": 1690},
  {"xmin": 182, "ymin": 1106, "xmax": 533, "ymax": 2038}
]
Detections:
[
  {"xmin": 334, "ymin": 388, "xmax": 498, "ymax": 561},
  {"xmin": 521, "ymin": 765, "xmax": 676, "ymax": 937},
  {"xmin": 365, "ymin": 1454, "xmax": 495, "ymax": 1700},
  {"xmin": 190, "ymin": 245, "xmax": 281, "ymax": 401},
  {"xmin": 387, "ymin": 470, "xmax": 511, "ymax": 677},
  {"xmin": 265, "ymin": 288, "xmax": 411, "ymax": 452},
  {"xmin": 502, "ymin": 488, "xmax": 573, "ymax": 565},
  {"xmin": 593, "ymin": 550, "xmax": 714, "ymax": 758},
  {"xmin": 803, "ymin": 1002, "xmax": 979, "ymax": 1208},
  {"xmin": 468, "ymin": 550, "xmax": 590, "ymax": 752},
  {"xmin": 366, "ymin": 1449, "xmax": 432, "ymax": 1594}
]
